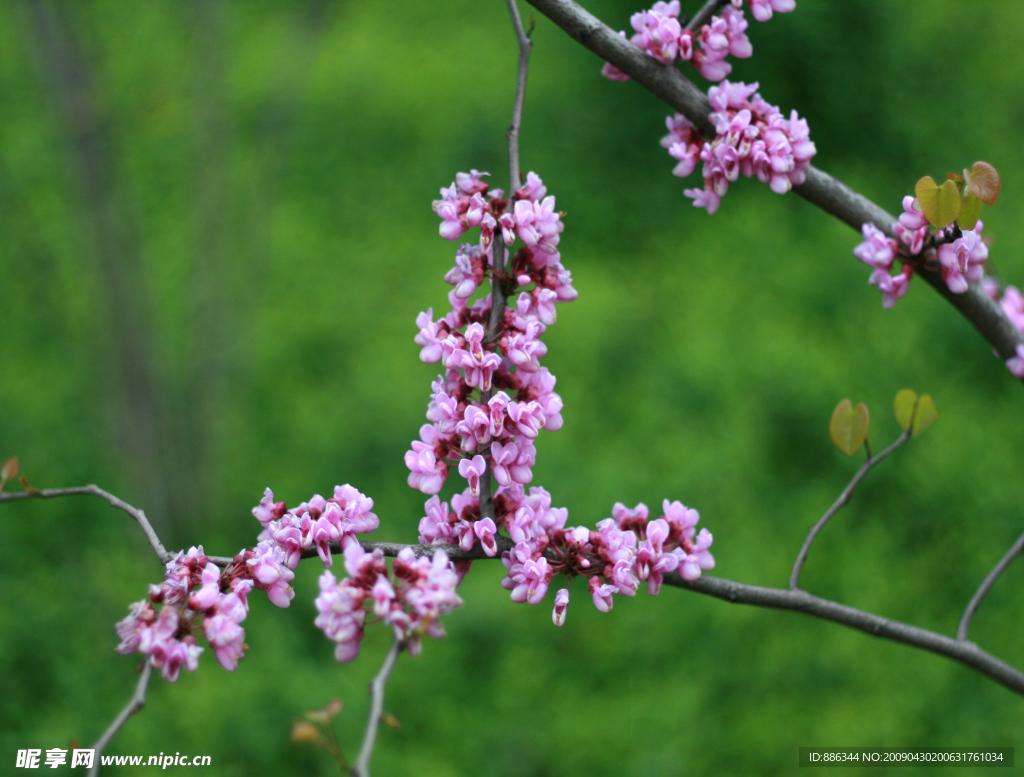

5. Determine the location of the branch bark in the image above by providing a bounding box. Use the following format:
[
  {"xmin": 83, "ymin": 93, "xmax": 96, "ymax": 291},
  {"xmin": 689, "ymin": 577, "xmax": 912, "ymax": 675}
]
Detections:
[
  {"xmin": 0, "ymin": 485, "xmax": 171, "ymax": 563},
  {"xmin": 87, "ymin": 660, "xmax": 153, "ymax": 777},
  {"xmin": 522, "ymin": 0, "xmax": 1024, "ymax": 365},
  {"xmin": 957, "ymin": 528, "xmax": 1024, "ymax": 642},
  {"xmin": 353, "ymin": 636, "xmax": 403, "ymax": 777},
  {"xmin": 5, "ymin": 483, "xmax": 1023, "ymax": 697},
  {"xmin": 790, "ymin": 430, "xmax": 911, "ymax": 591}
]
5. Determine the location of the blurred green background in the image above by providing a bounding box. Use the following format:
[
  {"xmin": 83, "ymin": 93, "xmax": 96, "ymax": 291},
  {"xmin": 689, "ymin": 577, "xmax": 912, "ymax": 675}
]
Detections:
[{"xmin": 2, "ymin": 0, "xmax": 1023, "ymax": 774}]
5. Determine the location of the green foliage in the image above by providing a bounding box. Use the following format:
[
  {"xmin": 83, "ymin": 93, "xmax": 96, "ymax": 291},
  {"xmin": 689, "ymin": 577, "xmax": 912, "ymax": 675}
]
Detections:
[{"xmin": 2, "ymin": 1, "xmax": 1024, "ymax": 775}]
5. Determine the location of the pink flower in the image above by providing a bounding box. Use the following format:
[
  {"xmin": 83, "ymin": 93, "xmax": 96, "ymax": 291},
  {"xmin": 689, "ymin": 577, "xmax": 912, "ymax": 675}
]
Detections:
[
  {"xmin": 999, "ymin": 286, "xmax": 1024, "ymax": 334},
  {"xmin": 869, "ymin": 266, "xmax": 912, "ymax": 309},
  {"xmin": 474, "ymin": 517, "xmax": 499, "ymax": 556},
  {"xmin": 853, "ymin": 223, "xmax": 896, "ymax": 270},
  {"xmin": 115, "ymin": 600, "xmax": 156, "ymax": 654},
  {"xmin": 937, "ymin": 225, "xmax": 988, "ymax": 294},
  {"xmin": 509, "ymin": 557, "xmax": 551, "ymax": 605},
  {"xmin": 589, "ymin": 576, "xmax": 617, "ymax": 613},
  {"xmin": 458, "ymin": 455, "xmax": 487, "ymax": 497},
  {"xmin": 204, "ymin": 614, "xmax": 246, "ymax": 672},
  {"xmin": 1006, "ymin": 344, "xmax": 1024, "ymax": 378},
  {"xmin": 746, "ymin": 0, "xmax": 795, "ymax": 22},
  {"xmin": 515, "ymin": 172, "xmax": 548, "ymax": 202},
  {"xmin": 187, "ymin": 563, "xmax": 222, "ymax": 612},
  {"xmin": 552, "ymin": 588, "xmax": 570, "ymax": 626},
  {"xmin": 629, "ymin": 9, "xmax": 682, "ymax": 64},
  {"xmin": 419, "ymin": 496, "xmax": 454, "ymax": 545},
  {"xmin": 684, "ymin": 184, "xmax": 721, "ymax": 214},
  {"xmin": 405, "ymin": 443, "xmax": 447, "ymax": 495}
]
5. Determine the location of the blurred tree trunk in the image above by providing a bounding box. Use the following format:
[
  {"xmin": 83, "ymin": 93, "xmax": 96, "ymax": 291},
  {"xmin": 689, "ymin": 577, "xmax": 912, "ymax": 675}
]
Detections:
[{"xmin": 24, "ymin": 0, "xmax": 184, "ymax": 536}]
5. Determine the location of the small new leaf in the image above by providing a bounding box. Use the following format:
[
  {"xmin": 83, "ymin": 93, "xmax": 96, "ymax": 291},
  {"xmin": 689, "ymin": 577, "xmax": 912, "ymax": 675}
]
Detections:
[
  {"xmin": 0, "ymin": 456, "xmax": 17, "ymax": 492},
  {"xmin": 893, "ymin": 389, "xmax": 938, "ymax": 436},
  {"xmin": 829, "ymin": 398, "xmax": 869, "ymax": 456},
  {"xmin": 912, "ymin": 394, "xmax": 938, "ymax": 436},
  {"xmin": 304, "ymin": 699, "xmax": 343, "ymax": 724},
  {"xmin": 958, "ymin": 191, "xmax": 982, "ymax": 231},
  {"xmin": 893, "ymin": 388, "xmax": 918, "ymax": 432},
  {"xmin": 290, "ymin": 720, "xmax": 324, "ymax": 745},
  {"xmin": 19, "ymin": 476, "xmax": 41, "ymax": 495},
  {"xmin": 381, "ymin": 712, "xmax": 401, "ymax": 730},
  {"xmin": 915, "ymin": 176, "xmax": 962, "ymax": 228},
  {"xmin": 964, "ymin": 161, "xmax": 1000, "ymax": 206}
]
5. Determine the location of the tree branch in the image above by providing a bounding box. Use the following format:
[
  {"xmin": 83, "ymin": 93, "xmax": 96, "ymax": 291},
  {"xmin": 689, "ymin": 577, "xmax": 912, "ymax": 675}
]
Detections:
[
  {"xmin": 684, "ymin": 0, "xmax": 729, "ymax": 32},
  {"xmin": 522, "ymin": 0, "xmax": 1024, "ymax": 365},
  {"xmin": 664, "ymin": 572, "xmax": 1024, "ymax": 696},
  {"xmin": 87, "ymin": 660, "xmax": 153, "ymax": 777},
  {"xmin": 353, "ymin": 636, "xmax": 403, "ymax": 777},
  {"xmin": 957, "ymin": 528, "xmax": 1024, "ymax": 642},
  {"xmin": 4, "ymin": 482, "xmax": 1022, "ymax": 696},
  {"xmin": 481, "ymin": 0, "xmax": 535, "ymax": 524},
  {"xmin": 789, "ymin": 430, "xmax": 911, "ymax": 591},
  {"xmin": 0, "ymin": 485, "xmax": 171, "ymax": 564}
]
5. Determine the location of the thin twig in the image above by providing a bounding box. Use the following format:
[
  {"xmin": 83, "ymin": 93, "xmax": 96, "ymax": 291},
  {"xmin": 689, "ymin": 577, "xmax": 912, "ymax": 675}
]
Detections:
[
  {"xmin": 481, "ymin": 0, "xmax": 535, "ymax": 523},
  {"xmin": 665, "ymin": 572, "xmax": 1024, "ymax": 696},
  {"xmin": 505, "ymin": 0, "xmax": 533, "ymax": 205},
  {"xmin": 87, "ymin": 660, "xmax": 153, "ymax": 777},
  {"xmin": 353, "ymin": 636, "xmax": 404, "ymax": 777},
  {"xmin": 522, "ymin": 0, "xmax": 1024, "ymax": 367},
  {"xmin": 685, "ymin": 0, "xmax": 729, "ymax": 32},
  {"xmin": 0, "ymin": 485, "xmax": 171, "ymax": 564},
  {"xmin": 957, "ymin": 529, "xmax": 1024, "ymax": 642},
  {"xmin": 789, "ymin": 430, "xmax": 911, "ymax": 590}
]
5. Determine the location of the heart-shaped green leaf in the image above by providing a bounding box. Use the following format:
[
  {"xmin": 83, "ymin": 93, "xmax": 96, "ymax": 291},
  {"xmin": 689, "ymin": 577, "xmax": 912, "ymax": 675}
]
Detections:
[
  {"xmin": 830, "ymin": 398, "xmax": 869, "ymax": 456},
  {"xmin": 893, "ymin": 388, "xmax": 918, "ymax": 432},
  {"xmin": 893, "ymin": 389, "xmax": 938, "ymax": 436},
  {"xmin": 958, "ymin": 191, "xmax": 982, "ymax": 231},
  {"xmin": 912, "ymin": 394, "xmax": 938, "ymax": 436},
  {"xmin": 915, "ymin": 176, "xmax": 962, "ymax": 228},
  {"xmin": 964, "ymin": 161, "xmax": 1000, "ymax": 206}
]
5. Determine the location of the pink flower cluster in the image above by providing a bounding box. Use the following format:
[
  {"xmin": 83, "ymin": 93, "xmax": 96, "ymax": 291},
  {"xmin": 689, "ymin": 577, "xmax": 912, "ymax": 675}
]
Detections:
[
  {"xmin": 409, "ymin": 170, "xmax": 574, "ymax": 518},
  {"xmin": 115, "ymin": 546, "xmax": 253, "ymax": 681},
  {"xmin": 664, "ymin": 80, "xmax": 815, "ymax": 213},
  {"xmin": 853, "ymin": 196, "xmax": 990, "ymax": 309},
  {"xmin": 600, "ymin": 0, "xmax": 794, "ymax": 85},
  {"xmin": 315, "ymin": 543, "xmax": 463, "ymax": 662},
  {"xmin": 414, "ymin": 171, "xmax": 716, "ymax": 622},
  {"xmin": 500, "ymin": 500, "xmax": 715, "ymax": 625},
  {"xmin": 114, "ymin": 483, "xmax": 390, "ymax": 680},
  {"xmin": 250, "ymin": 484, "xmax": 379, "ymax": 606},
  {"xmin": 600, "ymin": 2, "xmax": 811, "ymax": 213}
]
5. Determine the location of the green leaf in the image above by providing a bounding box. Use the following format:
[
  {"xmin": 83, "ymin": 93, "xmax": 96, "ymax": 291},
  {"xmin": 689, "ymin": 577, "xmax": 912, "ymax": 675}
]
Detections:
[
  {"xmin": 912, "ymin": 394, "xmax": 938, "ymax": 436},
  {"xmin": 964, "ymin": 161, "xmax": 1000, "ymax": 206},
  {"xmin": 958, "ymin": 191, "xmax": 982, "ymax": 231},
  {"xmin": 830, "ymin": 398, "xmax": 869, "ymax": 456},
  {"xmin": 915, "ymin": 176, "xmax": 962, "ymax": 228},
  {"xmin": 893, "ymin": 389, "xmax": 938, "ymax": 436},
  {"xmin": 893, "ymin": 388, "xmax": 918, "ymax": 432}
]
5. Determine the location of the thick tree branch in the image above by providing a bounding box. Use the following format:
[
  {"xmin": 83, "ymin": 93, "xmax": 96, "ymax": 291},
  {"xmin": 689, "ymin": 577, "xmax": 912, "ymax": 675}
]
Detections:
[
  {"xmin": 957, "ymin": 528, "xmax": 1024, "ymax": 642},
  {"xmin": 0, "ymin": 485, "xmax": 171, "ymax": 563},
  {"xmin": 87, "ymin": 660, "xmax": 153, "ymax": 777},
  {"xmin": 522, "ymin": 0, "xmax": 1024, "ymax": 364},
  {"xmin": 790, "ymin": 430, "xmax": 911, "ymax": 591},
  {"xmin": 353, "ymin": 636, "xmax": 403, "ymax": 777}
]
